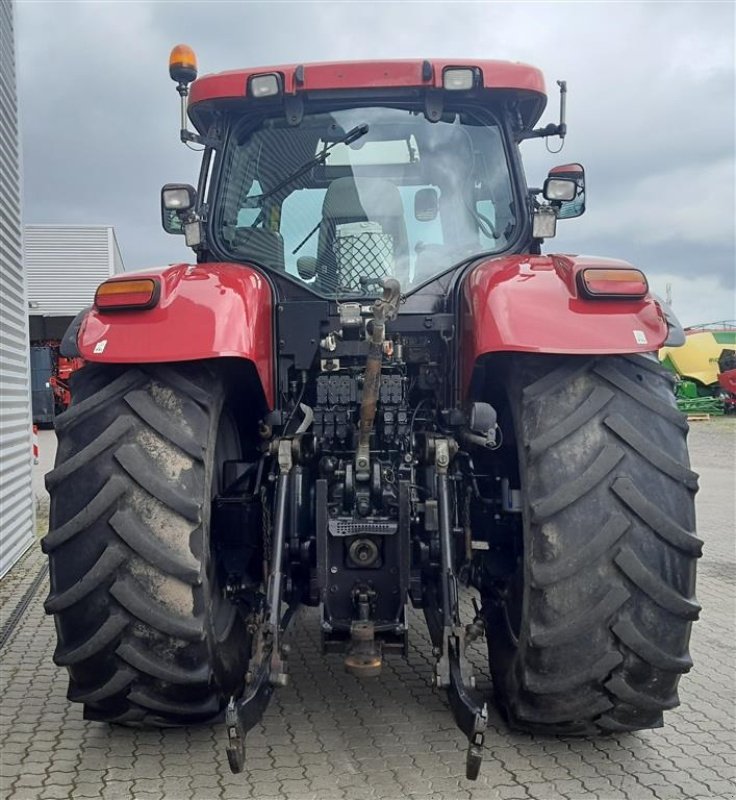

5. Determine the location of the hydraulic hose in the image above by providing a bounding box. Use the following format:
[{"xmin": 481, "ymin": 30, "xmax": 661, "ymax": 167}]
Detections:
[{"xmin": 356, "ymin": 278, "xmax": 401, "ymax": 480}]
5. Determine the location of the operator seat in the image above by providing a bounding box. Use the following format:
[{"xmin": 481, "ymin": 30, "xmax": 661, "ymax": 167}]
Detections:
[
  {"xmin": 230, "ymin": 227, "xmax": 286, "ymax": 272},
  {"xmin": 316, "ymin": 177, "xmax": 409, "ymax": 292}
]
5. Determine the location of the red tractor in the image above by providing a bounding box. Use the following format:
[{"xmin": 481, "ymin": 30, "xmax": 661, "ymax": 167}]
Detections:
[{"xmin": 44, "ymin": 48, "xmax": 701, "ymax": 779}]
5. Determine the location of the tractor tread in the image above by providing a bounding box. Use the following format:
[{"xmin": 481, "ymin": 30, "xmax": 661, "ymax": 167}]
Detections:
[
  {"xmin": 45, "ymin": 417, "xmax": 134, "ymax": 490},
  {"xmin": 110, "ymin": 507, "xmax": 201, "ymax": 585},
  {"xmin": 530, "ymin": 444, "xmax": 625, "ymax": 521},
  {"xmin": 612, "ymin": 618, "xmax": 693, "ymax": 673},
  {"xmin": 531, "ymin": 514, "xmax": 629, "ymax": 587},
  {"xmin": 604, "ymin": 674, "xmax": 679, "ymax": 711},
  {"xmin": 526, "ymin": 386, "xmax": 614, "ymax": 458},
  {"xmin": 530, "ymin": 585, "xmax": 630, "ymax": 647},
  {"xmin": 597, "ymin": 712, "xmax": 663, "ymax": 732},
  {"xmin": 604, "ymin": 413, "xmax": 699, "ymax": 489},
  {"xmin": 611, "ymin": 477, "xmax": 703, "ymax": 555},
  {"xmin": 127, "ymin": 688, "xmax": 220, "ymax": 718},
  {"xmin": 484, "ymin": 354, "xmax": 699, "ymax": 735},
  {"xmin": 44, "ymin": 544, "xmax": 127, "ymax": 613},
  {"xmin": 67, "ymin": 666, "xmax": 137, "ymax": 704},
  {"xmin": 593, "ymin": 361, "xmax": 688, "ymax": 430},
  {"xmin": 114, "ymin": 443, "xmax": 200, "ymax": 521},
  {"xmin": 124, "ymin": 389, "xmax": 205, "ymax": 460},
  {"xmin": 53, "ymin": 611, "xmax": 128, "ymax": 666},
  {"xmin": 614, "ymin": 545, "xmax": 701, "ymax": 619},
  {"xmin": 41, "ymin": 476, "xmax": 126, "ymax": 553},
  {"xmin": 621, "ymin": 353, "xmax": 676, "ymax": 380},
  {"xmin": 522, "ymin": 651, "xmax": 623, "ymax": 694},
  {"xmin": 54, "ymin": 369, "xmax": 145, "ymax": 431},
  {"xmin": 110, "ymin": 575, "xmax": 205, "ymax": 641},
  {"xmin": 522, "ymin": 359, "xmax": 593, "ymax": 400},
  {"xmin": 514, "ymin": 693, "xmax": 613, "ymax": 725},
  {"xmin": 146, "ymin": 365, "xmax": 215, "ymax": 409},
  {"xmin": 116, "ymin": 640, "xmax": 211, "ymax": 685},
  {"xmin": 44, "ymin": 363, "xmax": 252, "ymax": 726}
]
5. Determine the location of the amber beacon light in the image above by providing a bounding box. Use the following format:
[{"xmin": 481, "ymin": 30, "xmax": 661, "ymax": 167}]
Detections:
[{"xmin": 169, "ymin": 44, "xmax": 198, "ymax": 85}]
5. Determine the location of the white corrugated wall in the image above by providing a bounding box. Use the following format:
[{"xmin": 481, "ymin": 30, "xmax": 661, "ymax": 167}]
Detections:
[
  {"xmin": 0, "ymin": 0, "xmax": 35, "ymax": 578},
  {"xmin": 25, "ymin": 224, "xmax": 124, "ymax": 316}
]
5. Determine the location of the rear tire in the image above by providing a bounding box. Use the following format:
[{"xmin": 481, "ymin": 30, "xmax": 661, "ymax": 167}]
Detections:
[
  {"xmin": 484, "ymin": 354, "xmax": 701, "ymax": 734},
  {"xmin": 43, "ymin": 363, "xmax": 251, "ymax": 725}
]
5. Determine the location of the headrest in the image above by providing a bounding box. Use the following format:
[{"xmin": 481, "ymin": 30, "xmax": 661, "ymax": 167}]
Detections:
[{"xmin": 322, "ymin": 177, "xmax": 405, "ymax": 221}]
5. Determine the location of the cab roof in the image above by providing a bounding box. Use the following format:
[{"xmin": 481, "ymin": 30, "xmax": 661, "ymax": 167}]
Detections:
[{"xmin": 188, "ymin": 59, "xmax": 547, "ymax": 131}]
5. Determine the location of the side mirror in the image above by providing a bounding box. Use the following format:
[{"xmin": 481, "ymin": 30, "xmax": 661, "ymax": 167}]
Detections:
[
  {"xmin": 544, "ymin": 163, "xmax": 585, "ymax": 219},
  {"xmin": 161, "ymin": 183, "xmax": 197, "ymax": 234}
]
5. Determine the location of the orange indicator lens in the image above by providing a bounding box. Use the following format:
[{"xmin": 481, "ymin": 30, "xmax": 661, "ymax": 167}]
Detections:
[
  {"xmin": 580, "ymin": 268, "xmax": 648, "ymax": 298},
  {"xmin": 95, "ymin": 279, "xmax": 158, "ymax": 310}
]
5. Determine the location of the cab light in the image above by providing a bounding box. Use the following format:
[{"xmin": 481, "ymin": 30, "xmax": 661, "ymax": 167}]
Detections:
[
  {"xmin": 443, "ymin": 68, "xmax": 477, "ymax": 91},
  {"xmin": 169, "ymin": 44, "xmax": 198, "ymax": 85},
  {"xmin": 579, "ymin": 268, "xmax": 648, "ymax": 299},
  {"xmin": 95, "ymin": 278, "xmax": 159, "ymax": 311},
  {"xmin": 248, "ymin": 73, "xmax": 281, "ymax": 98}
]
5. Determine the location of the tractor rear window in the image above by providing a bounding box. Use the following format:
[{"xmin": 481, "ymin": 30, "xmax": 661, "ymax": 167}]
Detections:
[{"xmin": 214, "ymin": 105, "xmax": 517, "ymax": 297}]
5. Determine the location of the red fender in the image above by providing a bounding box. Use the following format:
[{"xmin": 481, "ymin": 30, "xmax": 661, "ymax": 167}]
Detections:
[
  {"xmin": 461, "ymin": 254, "xmax": 668, "ymax": 392},
  {"xmin": 78, "ymin": 262, "xmax": 274, "ymax": 408}
]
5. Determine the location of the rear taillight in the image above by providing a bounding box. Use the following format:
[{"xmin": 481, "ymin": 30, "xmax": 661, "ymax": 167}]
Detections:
[
  {"xmin": 95, "ymin": 278, "xmax": 159, "ymax": 311},
  {"xmin": 578, "ymin": 268, "xmax": 648, "ymax": 299}
]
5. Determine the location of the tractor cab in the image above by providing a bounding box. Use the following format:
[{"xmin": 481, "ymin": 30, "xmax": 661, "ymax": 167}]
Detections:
[{"xmin": 163, "ymin": 52, "xmax": 582, "ymax": 298}]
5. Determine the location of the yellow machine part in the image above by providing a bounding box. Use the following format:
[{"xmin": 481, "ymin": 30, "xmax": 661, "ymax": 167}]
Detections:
[{"xmin": 660, "ymin": 331, "xmax": 725, "ymax": 386}]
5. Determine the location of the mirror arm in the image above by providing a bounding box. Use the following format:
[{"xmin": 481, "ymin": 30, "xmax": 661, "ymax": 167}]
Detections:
[
  {"xmin": 518, "ymin": 123, "xmax": 564, "ymax": 141},
  {"xmin": 518, "ymin": 80, "xmax": 568, "ymax": 141},
  {"xmin": 176, "ymin": 83, "xmax": 221, "ymax": 148},
  {"xmin": 181, "ymin": 129, "xmax": 221, "ymax": 148},
  {"xmin": 557, "ymin": 80, "xmax": 567, "ymax": 140}
]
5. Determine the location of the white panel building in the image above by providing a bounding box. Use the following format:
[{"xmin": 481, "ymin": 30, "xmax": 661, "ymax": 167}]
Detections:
[
  {"xmin": 25, "ymin": 224, "xmax": 125, "ymax": 316},
  {"xmin": 0, "ymin": 0, "xmax": 35, "ymax": 577}
]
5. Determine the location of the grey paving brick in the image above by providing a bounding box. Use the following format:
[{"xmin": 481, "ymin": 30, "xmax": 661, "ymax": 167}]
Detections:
[
  {"xmin": 12, "ymin": 774, "xmax": 45, "ymax": 789},
  {"xmin": 131, "ymin": 778, "xmax": 165, "ymax": 794},
  {"xmin": 6, "ymin": 791, "xmax": 43, "ymax": 800},
  {"xmin": 37, "ymin": 786, "xmax": 75, "ymax": 800}
]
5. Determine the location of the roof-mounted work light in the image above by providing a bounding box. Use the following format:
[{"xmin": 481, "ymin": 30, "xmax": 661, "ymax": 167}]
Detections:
[
  {"xmin": 443, "ymin": 68, "xmax": 478, "ymax": 91},
  {"xmin": 248, "ymin": 73, "xmax": 282, "ymax": 98}
]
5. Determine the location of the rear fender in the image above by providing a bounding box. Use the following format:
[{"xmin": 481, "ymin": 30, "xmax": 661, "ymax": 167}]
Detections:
[
  {"xmin": 461, "ymin": 254, "xmax": 668, "ymax": 393},
  {"xmin": 77, "ymin": 262, "xmax": 274, "ymax": 408}
]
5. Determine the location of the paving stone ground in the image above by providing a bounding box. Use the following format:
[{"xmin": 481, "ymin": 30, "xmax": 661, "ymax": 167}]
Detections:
[{"xmin": 1, "ymin": 422, "xmax": 734, "ymax": 800}]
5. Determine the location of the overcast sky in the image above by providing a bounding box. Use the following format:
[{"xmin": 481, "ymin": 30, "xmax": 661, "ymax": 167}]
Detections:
[{"xmin": 16, "ymin": 0, "xmax": 735, "ymax": 326}]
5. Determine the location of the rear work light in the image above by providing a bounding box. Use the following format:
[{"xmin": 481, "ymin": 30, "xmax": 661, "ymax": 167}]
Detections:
[
  {"xmin": 248, "ymin": 73, "xmax": 281, "ymax": 98},
  {"xmin": 578, "ymin": 268, "xmax": 648, "ymax": 299},
  {"xmin": 442, "ymin": 68, "xmax": 478, "ymax": 91},
  {"xmin": 95, "ymin": 278, "xmax": 159, "ymax": 311}
]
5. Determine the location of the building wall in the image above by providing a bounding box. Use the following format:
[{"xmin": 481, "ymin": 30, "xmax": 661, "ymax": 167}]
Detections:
[
  {"xmin": 25, "ymin": 224, "xmax": 125, "ymax": 317},
  {"xmin": 0, "ymin": 0, "xmax": 35, "ymax": 578}
]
